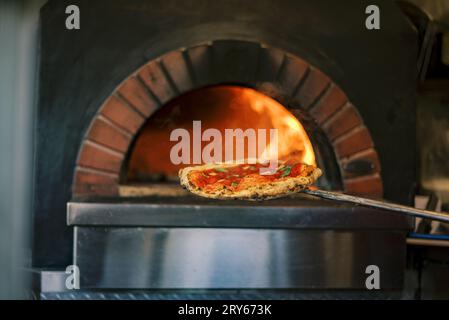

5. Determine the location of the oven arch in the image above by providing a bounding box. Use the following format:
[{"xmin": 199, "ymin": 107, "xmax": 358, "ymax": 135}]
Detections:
[{"xmin": 73, "ymin": 40, "xmax": 383, "ymax": 198}]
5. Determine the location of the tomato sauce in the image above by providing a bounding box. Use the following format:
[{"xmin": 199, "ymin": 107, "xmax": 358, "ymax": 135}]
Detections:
[{"xmin": 190, "ymin": 162, "xmax": 305, "ymax": 191}]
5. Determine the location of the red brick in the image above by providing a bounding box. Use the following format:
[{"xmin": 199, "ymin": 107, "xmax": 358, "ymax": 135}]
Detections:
[
  {"xmin": 138, "ymin": 61, "xmax": 176, "ymax": 104},
  {"xmin": 73, "ymin": 183, "xmax": 118, "ymax": 197},
  {"xmin": 345, "ymin": 175, "xmax": 383, "ymax": 198},
  {"xmin": 322, "ymin": 104, "xmax": 362, "ymax": 141},
  {"xmin": 161, "ymin": 50, "xmax": 193, "ymax": 93},
  {"xmin": 74, "ymin": 168, "xmax": 118, "ymax": 185},
  {"xmin": 257, "ymin": 46, "xmax": 285, "ymax": 81},
  {"xmin": 278, "ymin": 55, "xmax": 308, "ymax": 95},
  {"xmin": 73, "ymin": 168, "xmax": 119, "ymax": 196},
  {"xmin": 334, "ymin": 127, "xmax": 374, "ymax": 158},
  {"xmin": 87, "ymin": 118, "xmax": 131, "ymax": 153},
  {"xmin": 100, "ymin": 95, "xmax": 145, "ymax": 134},
  {"xmin": 309, "ymin": 85, "xmax": 347, "ymax": 124},
  {"xmin": 186, "ymin": 44, "xmax": 212, "ymax": 86},
  {"xmin": 341, "ymin": 148, "xmax": 382, "ymax": 179},
  {"xmin": 118, "ymin": 77, "xmax": 159, "ymax": 117},
  {"xmin": 295, "ymin": 67, "xmax": 330, "ymax": 109},
  {"xmin": 77, "ymin": 142, "xmax": 123, "ymax": 173},
  {"xmin": 255, "ymin": 82, "xmax": 284, "ymax": 102}
]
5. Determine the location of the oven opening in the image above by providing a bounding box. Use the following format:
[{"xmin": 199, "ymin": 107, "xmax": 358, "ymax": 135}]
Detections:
[{"xmin": 120, "ymin": 85, "xmax": 317, "ymax": 196}]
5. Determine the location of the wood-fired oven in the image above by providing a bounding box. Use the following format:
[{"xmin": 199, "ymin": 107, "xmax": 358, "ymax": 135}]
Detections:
[{"xmin": 32, "ymin": 0, "xmax": 417, "ymax": 299}]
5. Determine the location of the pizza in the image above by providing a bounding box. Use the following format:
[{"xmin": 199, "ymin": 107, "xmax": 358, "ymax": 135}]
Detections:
[{"xmin": 179, "ymin": 161, "xmax": 322, "ymax": 200}]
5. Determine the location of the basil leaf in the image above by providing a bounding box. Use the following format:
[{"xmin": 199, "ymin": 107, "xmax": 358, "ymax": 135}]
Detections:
[
  {"xmin": 280, "ymin": 166, "xmax": 292, "ymax": 177},
  {"xmin": 215, "ymin": 167, "xmax": 228, "ymax": 173},
  {"xmin": 231, "ymin": 182, "xmax": 238, "ymax": 187}
]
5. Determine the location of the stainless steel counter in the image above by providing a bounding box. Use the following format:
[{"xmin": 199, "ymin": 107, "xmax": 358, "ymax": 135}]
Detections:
[
  {"xmin": 68, "ymin": 194, "xmax": 412, "ymax": 292},
  {"xmin": 68, "ymin": 194, "xmax": 413, "ymax": 229}
]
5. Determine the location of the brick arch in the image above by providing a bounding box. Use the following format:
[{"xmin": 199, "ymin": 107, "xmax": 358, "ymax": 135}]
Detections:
[{"xmin": 73, "ymin": 40, "xmax": 383, "ymax": 198}]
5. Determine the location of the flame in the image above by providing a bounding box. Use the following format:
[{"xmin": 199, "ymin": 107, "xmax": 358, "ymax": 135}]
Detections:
[
  {"xmin": 127, "ymin": 86, "xmax": 316, "ymax": 180},
  {"xmin": 238, "ymin": 88, "xmax": 316, "ymax": 165}
]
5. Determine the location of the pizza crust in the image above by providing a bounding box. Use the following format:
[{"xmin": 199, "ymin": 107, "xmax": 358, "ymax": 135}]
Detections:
[{"xmin": 179, "ymin": 162, "xmax": 322, "ymax": 200}]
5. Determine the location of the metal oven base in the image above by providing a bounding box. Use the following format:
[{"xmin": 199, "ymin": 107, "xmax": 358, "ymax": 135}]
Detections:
[
  {"xmin": 66, "ymin": 194, "xmax": 412, "ymax": 294},
  {"xmin": 74, "ymin": 227, "xmax": 407, "ymax": 290},
  {"xmin": 30, "ymin": 267, "xmax": 410, "ymax": 299}
]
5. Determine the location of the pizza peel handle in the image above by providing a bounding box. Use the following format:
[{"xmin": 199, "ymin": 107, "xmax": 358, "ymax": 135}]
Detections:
[{"xmin": 303, "ymin": 189, "xmax": 449, "ymax": 224}]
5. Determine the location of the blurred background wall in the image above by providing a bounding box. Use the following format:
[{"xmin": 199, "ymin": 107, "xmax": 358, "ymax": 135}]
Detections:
[
  {"xmin": 0, "ymin": 0, "xmax": 45, "ymax": 299},
  {"xmin": 407, "ymin": 0, "xmax": 449, "ymax": 209}
]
